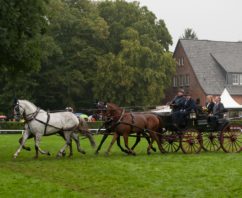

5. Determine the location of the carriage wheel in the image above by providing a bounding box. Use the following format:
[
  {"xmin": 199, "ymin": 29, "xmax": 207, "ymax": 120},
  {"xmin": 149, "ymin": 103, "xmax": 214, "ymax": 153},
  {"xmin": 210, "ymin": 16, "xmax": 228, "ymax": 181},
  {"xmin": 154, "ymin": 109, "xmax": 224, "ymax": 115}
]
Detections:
[
  {"xmin": 202, "ymin": 132, "xmax": 221, "ymax": 152},
  {"xmin": 180, "ymin": 128, "xmax": 202, "ymax": 154},
  {"xmin": 220, "ymin": 124, "xmax": 242, "ymax": 153},
  {"xmin": 160, "ymin": 131, "xmax": 180, "ymax": 153}
]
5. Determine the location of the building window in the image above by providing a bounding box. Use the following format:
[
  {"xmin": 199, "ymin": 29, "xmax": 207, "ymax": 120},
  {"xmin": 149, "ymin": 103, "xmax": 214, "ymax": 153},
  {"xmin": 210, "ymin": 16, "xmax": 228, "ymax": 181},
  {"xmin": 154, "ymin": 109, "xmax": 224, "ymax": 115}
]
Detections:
[
  {"xmin": 177, "ymin": 57, "xmax": 184, "ymax": 67},
  {"xmin": 173, "ymin": 76, "xmax": 178, "ymax": 87},
  {"xmin": 185, "ymin": 74, "xmax": 190, "ymax": 86},
  {"xmin": 179, "ymin": 75, "xmax": 183, "ymax": 86},
  {"xmin": 181, "ymin": 57, "xmax": 184, "ymax": 66},
  {"xmin": 232, "ymin": 74, "xmax": 240, "ymax": 85},
  {"xmin": 240, "ymin": 74, "xmax": 242, "ymax": 85}
]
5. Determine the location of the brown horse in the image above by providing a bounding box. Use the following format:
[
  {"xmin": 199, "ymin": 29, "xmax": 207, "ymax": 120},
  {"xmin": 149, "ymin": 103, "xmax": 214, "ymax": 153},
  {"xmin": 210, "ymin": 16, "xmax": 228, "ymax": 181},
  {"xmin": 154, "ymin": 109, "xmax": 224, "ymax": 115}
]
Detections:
[{"xmin": 97, "ymin": 102, "xmax": 164, "ymax": 155}]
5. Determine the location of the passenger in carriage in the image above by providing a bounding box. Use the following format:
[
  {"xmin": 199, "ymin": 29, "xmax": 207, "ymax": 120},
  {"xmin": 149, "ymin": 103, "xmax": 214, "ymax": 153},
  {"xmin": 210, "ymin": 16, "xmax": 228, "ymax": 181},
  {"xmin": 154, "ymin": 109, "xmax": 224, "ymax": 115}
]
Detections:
[
  {"xmin": 213, "ymin": 96, "xmax": 225, "ymax": 119},
  {"xmin": 169, "ymin": 88, "xmax": 186, "ymax": 127},
  {"xmin": 203, "ymin": 95, "xmax": 215, "ymax": 115}
]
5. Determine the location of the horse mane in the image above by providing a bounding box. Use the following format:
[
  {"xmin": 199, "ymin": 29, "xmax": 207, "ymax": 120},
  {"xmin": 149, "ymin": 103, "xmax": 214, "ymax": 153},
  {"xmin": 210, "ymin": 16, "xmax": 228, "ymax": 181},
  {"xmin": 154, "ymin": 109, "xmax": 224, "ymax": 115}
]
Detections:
[
  {"xmin": 107, "ymin": 102, "xmax": 123, "ymax": 111},
  {"xmin": 19, "ymin": 100, "xmax": 38, "ymax": 109}
]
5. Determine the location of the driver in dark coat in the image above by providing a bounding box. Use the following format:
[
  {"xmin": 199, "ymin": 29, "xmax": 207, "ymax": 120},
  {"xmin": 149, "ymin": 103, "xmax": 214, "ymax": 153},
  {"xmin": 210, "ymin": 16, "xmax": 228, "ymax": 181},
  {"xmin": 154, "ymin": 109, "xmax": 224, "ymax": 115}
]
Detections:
[{"xmin": 169, "ymin": 88, "xmax": 186, "ymax": 127}]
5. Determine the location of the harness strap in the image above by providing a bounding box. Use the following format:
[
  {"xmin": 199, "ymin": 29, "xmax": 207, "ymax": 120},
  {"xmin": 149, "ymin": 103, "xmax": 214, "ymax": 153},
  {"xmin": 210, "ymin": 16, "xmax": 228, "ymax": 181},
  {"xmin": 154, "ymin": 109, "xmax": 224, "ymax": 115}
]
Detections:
[
  {"xmin": 130, "ymin": 113, "xmax": 135, "ymax": 132},
  {"xmin": 44, "ymin": 112, "xmax": 50, "ymax": 135}
]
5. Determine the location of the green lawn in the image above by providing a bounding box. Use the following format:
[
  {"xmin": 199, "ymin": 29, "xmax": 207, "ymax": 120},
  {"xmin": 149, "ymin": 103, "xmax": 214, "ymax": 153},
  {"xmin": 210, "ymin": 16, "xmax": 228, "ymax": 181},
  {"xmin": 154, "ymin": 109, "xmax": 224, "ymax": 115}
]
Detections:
[{"xmin": 0, "ymin": 134, "xmax": 241, "ymax": 198}]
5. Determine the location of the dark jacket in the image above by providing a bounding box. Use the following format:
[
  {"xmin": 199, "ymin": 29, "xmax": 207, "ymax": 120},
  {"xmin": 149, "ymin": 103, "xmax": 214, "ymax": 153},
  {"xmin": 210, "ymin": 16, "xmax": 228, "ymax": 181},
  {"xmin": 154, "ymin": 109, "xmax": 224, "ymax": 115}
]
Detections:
[
  {"xmin": 170, "ymin": 96, "xmax": 186, "ymax": 112},
  {"xmin": 183, "ymin": 98, "xmax": 196, "ymax": 114},
  {"xmin": 213, "ymin": 102, "xmax": 225, "ymax": 118},
  {"xmin": 206, "ymin": 102, "xmax": 215, "ymax": 114}
]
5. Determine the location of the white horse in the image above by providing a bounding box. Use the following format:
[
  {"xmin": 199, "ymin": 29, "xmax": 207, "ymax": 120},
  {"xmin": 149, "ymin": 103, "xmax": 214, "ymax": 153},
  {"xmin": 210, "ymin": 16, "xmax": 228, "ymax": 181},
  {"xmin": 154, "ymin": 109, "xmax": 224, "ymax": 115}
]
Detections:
[{"xmin": 13, "ymin": 99, "xmax": 94, "ymax": 158}]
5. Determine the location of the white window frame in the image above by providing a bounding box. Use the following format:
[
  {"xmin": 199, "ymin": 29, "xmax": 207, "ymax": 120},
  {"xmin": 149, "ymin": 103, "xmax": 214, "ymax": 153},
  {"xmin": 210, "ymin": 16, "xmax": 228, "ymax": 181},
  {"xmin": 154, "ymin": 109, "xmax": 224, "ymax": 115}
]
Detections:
[
  {"xmin": 240, "ymin": 74, "xmax": 242, "ymax": 85},
  {"xmin": 232, "ymin": 74, "xmax": 239, "ymax": 85},
  {"xmin": 173, "ymin": 76, "xmax": 177, "ymax": 87},
  {"xmin": 181, "ymin": 57, "xmax": 184, "ymax": 66},
  {"xmin": 185, "ymin": 74, "xmax": 190, "ymax": 86}
]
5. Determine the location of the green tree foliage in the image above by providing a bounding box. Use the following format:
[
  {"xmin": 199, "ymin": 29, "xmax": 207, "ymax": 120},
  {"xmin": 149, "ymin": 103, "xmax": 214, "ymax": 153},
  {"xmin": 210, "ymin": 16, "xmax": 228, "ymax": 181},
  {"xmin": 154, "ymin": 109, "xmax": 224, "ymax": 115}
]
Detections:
[
  {"xmin": 180, "ymin": 28, "xmax": 198, "ymax": 40},
  {"xmin": 0, "ymin": 0, "xmax": 48, "ymax": 115},
  {"xmin": 93, "ymin": 0, "xmax": 175, "ymax": 106},
  {"xmin": 34, "ymin": 0, "xmax": 109, "ymax": 109},
  {"xmin": 0, "ymin": 0, "xmax": 176, "ymax": 115},
  {"xmin": 0, "ymin": 0, "xmax": 48, "ymax": 73}
]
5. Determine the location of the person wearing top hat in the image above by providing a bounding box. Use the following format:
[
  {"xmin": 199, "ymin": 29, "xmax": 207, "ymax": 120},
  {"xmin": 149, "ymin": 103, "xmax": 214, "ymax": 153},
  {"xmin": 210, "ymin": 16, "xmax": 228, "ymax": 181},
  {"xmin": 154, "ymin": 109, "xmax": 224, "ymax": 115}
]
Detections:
[
  {"xmin": 170, "ymin": 88, "xmax": 186, "ymax": 112},
  {"xmin": 169, "ymin": 88, "xmax": 186, "ymax": 127}
]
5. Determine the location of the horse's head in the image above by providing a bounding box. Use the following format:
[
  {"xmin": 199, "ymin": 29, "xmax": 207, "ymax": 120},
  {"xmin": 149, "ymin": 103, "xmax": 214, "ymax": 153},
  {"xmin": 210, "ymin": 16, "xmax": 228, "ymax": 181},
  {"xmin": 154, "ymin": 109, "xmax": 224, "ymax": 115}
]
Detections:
[
  {"xmin": 13, "ymin": 99, "xmax": 38, "ymax": 121},
  {"xmin": 13, "ymin": 99, "xmax": 24, "ymax": 121},
  {"xmin": 97, "ymin": 101, "xmax": 123, "ymax": 121}
]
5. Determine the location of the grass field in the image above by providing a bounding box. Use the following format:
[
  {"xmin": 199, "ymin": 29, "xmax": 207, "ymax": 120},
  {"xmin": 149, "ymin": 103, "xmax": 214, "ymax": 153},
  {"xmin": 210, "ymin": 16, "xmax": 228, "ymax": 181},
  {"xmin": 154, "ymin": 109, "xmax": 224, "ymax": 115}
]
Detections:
[{"xmin": 0, "ymin": 134, "xmax": 241, "ymax": 198}]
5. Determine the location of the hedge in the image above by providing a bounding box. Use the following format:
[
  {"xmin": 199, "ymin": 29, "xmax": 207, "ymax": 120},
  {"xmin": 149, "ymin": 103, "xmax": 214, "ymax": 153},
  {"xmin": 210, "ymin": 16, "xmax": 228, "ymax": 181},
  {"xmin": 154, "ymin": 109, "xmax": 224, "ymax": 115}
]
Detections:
[{"xmin": 0, "ymin": 121, "xmax": 104, "ymax": 130}]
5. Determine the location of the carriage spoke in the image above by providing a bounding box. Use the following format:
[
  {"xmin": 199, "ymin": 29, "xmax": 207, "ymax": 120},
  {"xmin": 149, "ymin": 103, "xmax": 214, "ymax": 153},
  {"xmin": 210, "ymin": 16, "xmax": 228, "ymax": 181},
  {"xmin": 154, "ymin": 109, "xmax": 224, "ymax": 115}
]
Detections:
[
  {"xmin": 160, "ymin": 131, "xmax": 180, "ymax": 153},
  {"xmin": 220, "ymin": 124, "xmax": 242, "ymax": 153},
  {"xmin": 202, "ymin": 132, "xmax": 220, "ymax": 152},
  {"xmin": 180, "ymin": 129, "xmax": 202, "ymax": 154}
]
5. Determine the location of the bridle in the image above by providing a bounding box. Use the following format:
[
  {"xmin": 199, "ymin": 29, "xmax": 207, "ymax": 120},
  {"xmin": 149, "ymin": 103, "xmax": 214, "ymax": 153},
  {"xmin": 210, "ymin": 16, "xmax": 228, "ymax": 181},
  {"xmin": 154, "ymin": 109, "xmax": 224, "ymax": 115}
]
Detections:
[{"xmin": 14, "ymin": 102, "xmax": 40, "ymax": 122}]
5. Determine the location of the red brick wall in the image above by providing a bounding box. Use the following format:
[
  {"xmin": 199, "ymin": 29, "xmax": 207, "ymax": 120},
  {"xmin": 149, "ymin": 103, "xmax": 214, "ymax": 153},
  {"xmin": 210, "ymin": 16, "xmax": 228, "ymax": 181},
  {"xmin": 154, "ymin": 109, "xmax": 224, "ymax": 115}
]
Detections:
[
  {"xmin": 232, "ymin": 96, "xmax": 242, "ymax": 105},
  {"xmin": 164, "ymin": 41, "xmax": 207, "ymax": 106}
]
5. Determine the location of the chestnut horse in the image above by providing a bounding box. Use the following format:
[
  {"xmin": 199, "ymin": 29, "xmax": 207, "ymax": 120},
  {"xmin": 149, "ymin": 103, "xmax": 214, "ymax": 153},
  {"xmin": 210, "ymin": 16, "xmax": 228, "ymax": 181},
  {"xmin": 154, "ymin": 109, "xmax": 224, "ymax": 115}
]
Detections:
[{"xmin": 96, "ymin": 102, "xmax": 164, "ymax": 155}]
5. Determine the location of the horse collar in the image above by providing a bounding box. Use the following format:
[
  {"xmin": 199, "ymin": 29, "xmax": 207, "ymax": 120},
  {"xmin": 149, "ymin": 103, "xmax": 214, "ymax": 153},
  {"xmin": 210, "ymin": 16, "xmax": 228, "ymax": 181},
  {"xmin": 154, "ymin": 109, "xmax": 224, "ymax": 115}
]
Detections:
[
  {"xmin": 24, "ymin": 108, "xmax": 40, "ymax": 122},
  {"xmin": 117, "ymin": 109, "xmax": 125, "ymax": 123}
]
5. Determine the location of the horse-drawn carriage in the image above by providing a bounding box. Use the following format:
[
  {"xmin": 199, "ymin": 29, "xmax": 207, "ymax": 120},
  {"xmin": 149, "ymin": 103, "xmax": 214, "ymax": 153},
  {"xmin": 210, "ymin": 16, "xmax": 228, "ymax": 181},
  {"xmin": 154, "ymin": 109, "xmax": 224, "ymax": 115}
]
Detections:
[{"xmin": 155, "ymin": 110, "xmax": 242, "ymax": 154}]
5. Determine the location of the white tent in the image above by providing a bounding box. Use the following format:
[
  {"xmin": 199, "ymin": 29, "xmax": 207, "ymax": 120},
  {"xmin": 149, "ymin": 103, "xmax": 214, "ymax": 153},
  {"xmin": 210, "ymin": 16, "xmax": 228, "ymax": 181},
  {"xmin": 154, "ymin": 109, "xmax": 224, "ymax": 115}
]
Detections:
[{"xmin": 220, "ymin": 88, "xmax": 242, "ymax": 109}]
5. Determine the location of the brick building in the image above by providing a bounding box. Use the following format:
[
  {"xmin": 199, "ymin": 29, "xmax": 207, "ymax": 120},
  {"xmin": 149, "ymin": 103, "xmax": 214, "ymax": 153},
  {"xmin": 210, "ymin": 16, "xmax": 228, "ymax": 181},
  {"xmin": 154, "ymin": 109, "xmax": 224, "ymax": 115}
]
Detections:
[{"xmin": 164, "ymin": 39, "xmax": 242, "ymax": 106}]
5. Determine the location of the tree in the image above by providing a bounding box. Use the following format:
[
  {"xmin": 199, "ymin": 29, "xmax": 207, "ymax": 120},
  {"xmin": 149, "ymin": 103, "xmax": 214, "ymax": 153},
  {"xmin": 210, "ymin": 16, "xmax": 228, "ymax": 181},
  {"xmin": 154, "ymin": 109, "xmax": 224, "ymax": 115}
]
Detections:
[
  {"xmin": 180, "ymin": 28, "xmax": 198, "ymax": 40},
  {"xmin": 93, "ymin": 0, "xmax": 176, "ymax": 106},
  {"xmin": 0, "ymin": 0, "xmax": 49, "ymax": 114},
  {"xmin": 0, "ymin": 0, "xmax": 48, "ymax": 73},
  {"xmin": 34, "ymin": 0, "xmax": 109, "ymax": 109}
]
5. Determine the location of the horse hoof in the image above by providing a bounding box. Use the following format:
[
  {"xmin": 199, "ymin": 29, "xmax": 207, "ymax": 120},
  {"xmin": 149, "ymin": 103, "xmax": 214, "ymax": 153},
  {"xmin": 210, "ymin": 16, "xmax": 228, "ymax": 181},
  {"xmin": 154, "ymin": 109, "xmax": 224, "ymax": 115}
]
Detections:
[
  {"xmin": 26, "ymin": 147, "xmax": 31, "ymax": 151},
  {"xmin": 152, "ymin": 147, "xmax": 157, "ymax": 152},
  {"xmin": 47, "ymin": 152, "xmax": 51, "ymax": 156},
  {"xmin": 147, "ymin": 151, "xmax": 151, "ymax": 155}
]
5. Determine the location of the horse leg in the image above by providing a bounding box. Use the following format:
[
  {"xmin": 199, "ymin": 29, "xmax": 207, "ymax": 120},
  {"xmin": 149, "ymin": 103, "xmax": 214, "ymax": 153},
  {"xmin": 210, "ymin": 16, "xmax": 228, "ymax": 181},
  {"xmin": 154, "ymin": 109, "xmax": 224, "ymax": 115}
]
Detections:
[
  {"xmin": 105, "ymin": 132, "xmax": 119, "ymax": 156},
  {"xmin": 123, "ymin": 133, "xmax": 135, "ymax": 155},
  {"xmin": 131, "ymin": 133, "xmax": 141, "ymax": 151},
  {"xmin": 71, "ymin": 133, "xmax": 86, "ymax": 155},
  {"xmin": 95, "ymin": 133, "xmax": 109, "ymax": 155},
  {"xmin": 141, "ymin": 130, "xmax": 156, "ymax": 155},
  {"xmin": 83, "ymin": 130, "xmax": 96, "ymax": 148},
  {"xmin": 149, "ymin": 131, "xmax": 165, "ymax": 154},
  {"xmin": 34, "ymin": 134, "xmax": 51, "ymax": 158},
  {"xmin": 117, "ymin": 135, "xmax": 129, "ymax": 154},
  {"xmin": 13, "ymin": 130, "xmax": 31, "ymax": 158},
  {"xmin": 57, "ymin": 131, "xmax": 72, "ymax": 157},
  {"xmin": 19, "ymin": 133, "xmax": 34, "ymax": 151}
]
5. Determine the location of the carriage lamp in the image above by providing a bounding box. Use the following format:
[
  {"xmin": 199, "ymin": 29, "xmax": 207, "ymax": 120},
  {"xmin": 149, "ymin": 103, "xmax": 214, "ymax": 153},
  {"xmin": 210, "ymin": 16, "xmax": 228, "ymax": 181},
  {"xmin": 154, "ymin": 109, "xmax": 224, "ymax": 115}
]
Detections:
[{"xmin": 189, "ymin": 110, "xmax": 197, "ymax": 119}]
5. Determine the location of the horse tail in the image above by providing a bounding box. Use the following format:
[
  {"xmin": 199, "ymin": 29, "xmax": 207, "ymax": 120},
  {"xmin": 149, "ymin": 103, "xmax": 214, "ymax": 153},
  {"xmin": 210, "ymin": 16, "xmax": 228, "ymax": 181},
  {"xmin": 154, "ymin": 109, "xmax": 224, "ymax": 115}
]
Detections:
[{"xmin": 77, "ymin": 117, "xmax": 96, "ymax": 148}]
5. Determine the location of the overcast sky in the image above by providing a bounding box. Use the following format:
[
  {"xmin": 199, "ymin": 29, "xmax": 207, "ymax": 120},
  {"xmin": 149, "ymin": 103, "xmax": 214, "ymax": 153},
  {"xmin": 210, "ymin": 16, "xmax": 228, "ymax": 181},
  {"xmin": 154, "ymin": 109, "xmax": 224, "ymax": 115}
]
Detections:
[{"xmin": 126, "ymin": 0, "xmax": 242, "ymax": 51}]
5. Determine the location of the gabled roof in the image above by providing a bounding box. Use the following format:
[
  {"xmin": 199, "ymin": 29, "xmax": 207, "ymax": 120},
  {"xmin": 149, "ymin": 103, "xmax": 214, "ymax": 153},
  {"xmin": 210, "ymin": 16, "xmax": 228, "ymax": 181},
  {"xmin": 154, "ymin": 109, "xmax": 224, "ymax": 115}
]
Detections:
[{"xmin": 178, "ymin": 39, "xmax": 242, "ymax": 95}]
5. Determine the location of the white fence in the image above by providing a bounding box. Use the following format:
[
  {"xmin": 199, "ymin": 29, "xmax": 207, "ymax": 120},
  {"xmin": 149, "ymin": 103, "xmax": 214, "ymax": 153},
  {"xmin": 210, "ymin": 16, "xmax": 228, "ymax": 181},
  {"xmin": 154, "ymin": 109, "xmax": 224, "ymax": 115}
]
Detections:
[{"xmin": 0, "ymin": 129, "xmax": 104, "ymax": 135}]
